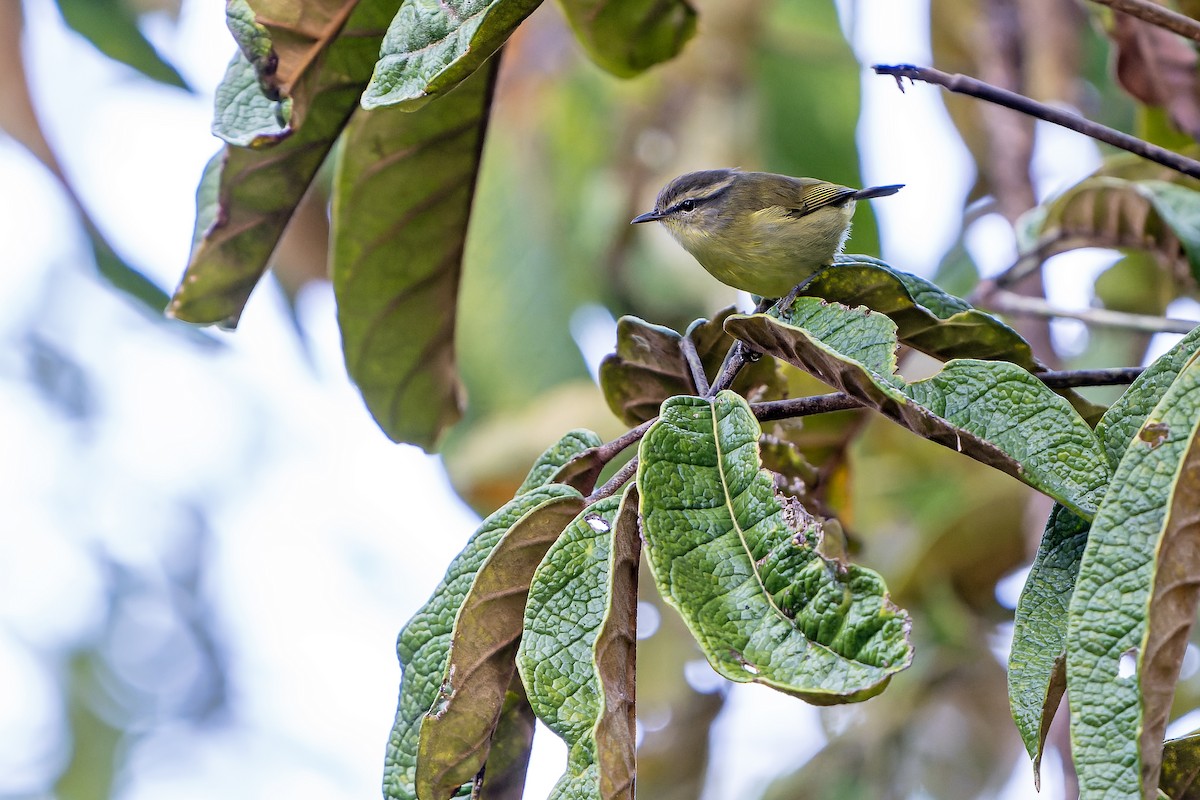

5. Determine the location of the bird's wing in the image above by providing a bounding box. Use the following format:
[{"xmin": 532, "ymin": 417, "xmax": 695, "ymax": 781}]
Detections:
[{"xmin": 784, "ymin": 182, "xmax": 858, "ymax": 218}]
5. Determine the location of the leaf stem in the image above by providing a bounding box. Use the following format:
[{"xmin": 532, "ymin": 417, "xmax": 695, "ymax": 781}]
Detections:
[
  {"xmin": 982, "ymin": 289, "xmax": 1198, "ymax": 334},
  {"xmin": 1087, "ymin": 0, "xmax": 1200, "ymax": 43},
  {"xmin": 679, "ymin": 333, "xmax": 710, "ymax": 395},
  {"xmin": 586, "ymin": 457, "xmax": 639, "ymax": 505},
  {"xmin": 873, "ymin": 64, "xmax": 1200, "ymax": 180}
]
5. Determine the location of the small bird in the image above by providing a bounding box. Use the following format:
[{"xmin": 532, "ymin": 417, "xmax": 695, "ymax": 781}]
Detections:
[{"xmin": 632, "ymin": 169, "xmax": 903, "ymax": 298}]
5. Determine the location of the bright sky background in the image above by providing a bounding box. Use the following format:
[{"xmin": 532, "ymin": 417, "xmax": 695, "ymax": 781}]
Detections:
[{"xmin": 2, "ymin": 1, "xmax": 1195, "ymax": 799}]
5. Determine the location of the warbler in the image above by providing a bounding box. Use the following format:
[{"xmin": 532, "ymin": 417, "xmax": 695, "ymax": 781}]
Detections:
[{"xmin": 632, "ymin": 169, "xmax": 903, "ymax": 298}]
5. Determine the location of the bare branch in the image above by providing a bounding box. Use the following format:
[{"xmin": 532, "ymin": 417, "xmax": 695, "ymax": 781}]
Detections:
[
  {"xmin": 983, "ymin": 288, "xmax": 1199, "ymax": 334},
  {"xmin": 873, "ymin": 64, "xmax": 1200, "ymax": 179}
]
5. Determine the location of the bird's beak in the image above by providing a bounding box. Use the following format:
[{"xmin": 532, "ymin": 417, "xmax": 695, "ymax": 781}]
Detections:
[{"xmin": 630, "ymin": 210, "xmax": 663, "ymax": 224}]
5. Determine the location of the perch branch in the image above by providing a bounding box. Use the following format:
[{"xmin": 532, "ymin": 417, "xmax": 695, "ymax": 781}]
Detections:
[{"xmin": 873, "ymin": 64, "xmax": 1200, "ymax": 179}]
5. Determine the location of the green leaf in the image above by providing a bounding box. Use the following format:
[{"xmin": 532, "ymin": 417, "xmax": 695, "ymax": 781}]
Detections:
[
  {"xmin": 518, "ymin": 488, "xmax": 640, "ymax": 800},
  {"xmin": 517, "ymin": 429, "xmax": 604, "ymax": 494},
  {"xmin": 1006, "ymin": 505, "xmax": 1087, "ymax": 783},
  {"xmin": 332, "ymin": 57, "xmax": 497, "ymax": 449},
  {"xmin": 1067, "ymin": 351, "xmax": 1200, "ymax": 799},
  {"xmin": 1008, "ymin": 325, "xmax": 1200, "ymax": 779},
  {"xmin": 818, "ymin": 256, "xmax": 1040, "ymax": 371},
  {"xmin": 556, "ymin": 0, "xmax": 697, "ymax": 78},
  {"xmin": 1024, "ymin": 177, "xmax": 1200, "ymax": 284},
  {"xmin": 383, "ymin": 431, "xmax": 591, "ymax": 800},
  {"xmin": 415, "ymin": 489, "xmax": 584, "ymax": 800},
  {"xmin": 170, "ymin": 0, "xmax": 398, "ymax": 325},
  {"xmin": 1161, "ymin": 732, "xmax": 1200, "ymax": 800},
  {"xmin": 637, "ymin": 391, "xmax": 912, "ymax": 703},
  {"xmin": 362, "ymin": 0, "xmax": 542, "ymax": 111},
  {"xmin": 214, "ymin": 0, "xmax": 361, "ymax": 146},
  {"xmin": 599, "ymin": 308, "xmax": 784, "ymax": 426},
  {"xmin": 725, "ymin": 299, "xmax": 1111, "ymax": 519},
  {"xmin": 55, "ymin": 0, "xmax": 188, "ymax": 89}
]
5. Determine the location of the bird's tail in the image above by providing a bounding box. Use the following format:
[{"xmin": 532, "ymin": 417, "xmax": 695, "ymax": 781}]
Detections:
[{"xmin": 853, "ymin": 184, "xmax": 904, "ymax": 200}]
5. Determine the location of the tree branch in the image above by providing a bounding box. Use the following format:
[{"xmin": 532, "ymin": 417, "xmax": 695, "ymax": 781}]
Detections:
[
  {"xmin": 873, "ymin": 64, "xmax": 1200, "ymax": 180},
  {"xmin": 1037, "ymin": 367, "xmax": 1144, "ymax": 388},
  {"xmin": 1088, "ymin": 0, "xmax": 1200, "ymax": 43},
  {"xmin": 982, "ymin": 288, "xmax": 1198, "ymax": 334}
]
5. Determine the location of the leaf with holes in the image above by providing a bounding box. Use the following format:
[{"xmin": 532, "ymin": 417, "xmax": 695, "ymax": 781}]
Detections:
[
  {"xmin": 637, "ymin": 391, "xmax": 912, "ymax": 702},
  {"xmin": 1008, "ymin": 324, "xmax": 1200, "ymax": 782},
  {"xmin": 362, "ymin": 0, "xmax": 541, "ymax": 110},
  {"xmin": 383, "ymin": 430, "xmax": 595, "ymax": 800},
  {"xmin": 556, "ymin": 0, "xmax": 696, "ymax": 78},
  {"xmin": 332, "ymin": 58, "xmax": 497, "ymax": 449},
  {"xmin": 725, "ymin": 299, "xmax": 1110, "ymax": 519},
  {"xmin": 170, "ymin": 0, "xmax": 400, "ymax": 325},
  {"xmin": 1066, "ymin": 349, "xmax": 1200, "ymax": 799},
  {"xmin": 518, "ymin": 488, "xmax": 639, "ymax": 799}
]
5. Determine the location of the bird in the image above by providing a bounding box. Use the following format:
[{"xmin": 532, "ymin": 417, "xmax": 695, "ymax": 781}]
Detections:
[{"xmin": 631, "ymin": 168, "xmax": 903, "ymax": 298}]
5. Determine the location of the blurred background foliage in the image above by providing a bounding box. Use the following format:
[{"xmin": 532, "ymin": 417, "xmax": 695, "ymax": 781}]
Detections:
[{"xmin": 5, "ymin": 0, "xmax": 1200, "ymax": 798}]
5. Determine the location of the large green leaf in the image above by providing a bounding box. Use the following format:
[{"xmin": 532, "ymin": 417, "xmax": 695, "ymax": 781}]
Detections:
[
  {"xmin": 518, "ymin": 488, "xmax": 639, "ymax": 800},
  {"xmin": 332, "ymin": 57, "xmax": 498, "ymax": 449},
  {"xmin": 361, "ymin": 0, "xmax": 541, "ymax": 111},
  {"xmin": 555, "ymin": 0, "xmax": 696, "ymax": 78},
  {"xmin": 637, "ymin": 391, "xmax": 912, "ymax": 703},
  {"xmin": 816, "ymin": 256, "xmax": 1040, "ymax": 371},
  {"xmin": 55, "ymin": 0, "xmax": 188, "ymax": 89},
  {"xmin": 383, "ymin": 431, "xmax": 595, "ymax": 800},
  {"xmin": 170, "ymin": 0, "xmax": 399, "ymax": 325},
  {"xmin": 213, "ymin": 0, "xmax": 361, "ymax": 146},
  {"xmin": 725, "ymin": 299, "xmax": 1110, "ymax": 519},
  {"xmin": 1067, "ymin": 352, "xmax": 1200, "ymax": 799},
  {"xmin": 599, "ymin": 308, "xmax": 784, "ymax": 426},
  {"xmin": 1008, "ymin": 325, "xmax": 1200, "ymax": 778}
]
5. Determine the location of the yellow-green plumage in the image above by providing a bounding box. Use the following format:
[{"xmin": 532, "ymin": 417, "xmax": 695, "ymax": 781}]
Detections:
[{"xmin": 631, "ymin": 168, "xmax": 902, "ymax": 297}]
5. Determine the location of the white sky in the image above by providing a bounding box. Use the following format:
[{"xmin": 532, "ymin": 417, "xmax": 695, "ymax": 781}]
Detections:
[{"xmin": 1, "ymin": 1, "xmax": 1194, "ymax": 799}]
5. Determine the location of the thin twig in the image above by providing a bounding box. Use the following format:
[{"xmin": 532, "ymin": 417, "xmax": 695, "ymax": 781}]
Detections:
[
  {"xmin": 679, "ymin": 334, "xmax": 710, "ymax": 395},
  {"xmin": 586, "ymin": 457, "xmax": 639, "ymax": 505},
  {"xmin": 752, "ymin": 393, "xmax": 862, "ymax": 421},
  {"xmin": 983, "ymin": 289, "xmax": 1199, "ymax": 333},
  {"xmin": 1088, "ymin": 0, "xmax": 1200, "ymax": 43},
  {"xmin": 592, "ymin": 419, "xmax": 654, "ymax": 466},
  {"xmin": 1037, "ymin": 367, "xmax": 1144, "ymax": 388},
  {"xmin": 873, "ymin": 64, "xmax": 1200, "ymax": 180}
]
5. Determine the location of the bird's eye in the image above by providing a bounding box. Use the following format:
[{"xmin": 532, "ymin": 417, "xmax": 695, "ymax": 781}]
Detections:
[{"xmin": 679, "ymin": 199, "xmax": 697, "ymax": 212}]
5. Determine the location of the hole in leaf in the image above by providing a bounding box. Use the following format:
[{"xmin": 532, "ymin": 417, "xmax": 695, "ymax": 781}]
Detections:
[
  {"xmin": 1140, "ymin": 422, "xmax": 1170, "ymax": 449},
  {"xmin": 1119, "ymin": 647, "xmax": 1138, "ymax": 679},
  {"xmin": 743, "ymin": 662, "xmax": 760, "ymax": 676},
  {"xmin": 585, "ymin": 514, "xmax": 611, "ymax": 532}
]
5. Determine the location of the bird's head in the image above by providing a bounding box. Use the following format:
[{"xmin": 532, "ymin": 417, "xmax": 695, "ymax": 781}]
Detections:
[{"xmin": 631, "ymin": 169, "xmax": 741, "ymax": 246}]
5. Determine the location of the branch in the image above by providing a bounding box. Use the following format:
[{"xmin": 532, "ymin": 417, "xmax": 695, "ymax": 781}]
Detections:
[
  {"xmin": 873, "ymin": 64, "xmax": 1200, "ymax": 180},
  {"xmin": 1088, "ymin": 0, "xmax": 1200, "ymax": 43},
  {"xmin": 586, "ymin": 457, "xmax": 638, "ymax": 504},
  {"xmin": 1037, "ymin": 367, "xmax": 1144, "ymax": 388},
  {"xmin": 752, "ymin": 393, "xmax": 862, "ymax": 421},
  {"xmin": 982, "ymin": 288, "xmax": 1199, "ymax": 334}
]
